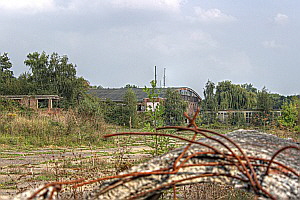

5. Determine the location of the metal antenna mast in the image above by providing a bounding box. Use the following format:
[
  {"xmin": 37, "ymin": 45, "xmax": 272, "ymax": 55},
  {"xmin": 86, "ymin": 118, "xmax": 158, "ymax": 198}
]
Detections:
[
  {"xmin": 154, "ymin": 66, "xmax": 157, "ymax": 85},
  {"xmin": 163, "ymin": 68, "xmax": 166, "ymax": 88}
]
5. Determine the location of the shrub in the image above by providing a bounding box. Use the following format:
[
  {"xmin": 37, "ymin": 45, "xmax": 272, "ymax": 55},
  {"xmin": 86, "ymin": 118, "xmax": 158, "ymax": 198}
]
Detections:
[{"xmin": 278, "ymin": 101, "xmax": 298, "ymax": 130}]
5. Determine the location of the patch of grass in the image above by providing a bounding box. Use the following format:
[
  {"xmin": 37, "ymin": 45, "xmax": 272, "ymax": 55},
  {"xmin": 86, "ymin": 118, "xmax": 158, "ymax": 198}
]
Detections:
[
  {"xmin": 33, "ymin": 174, "xmax": 57, "ymax": 182},
  {"xmin": 0, "ymin": 153, "xmax": 22, "ymax": 158},
  {"xmin": 96, "ymin": 152, "xmax": 113, "ymax": 156},
  {"xmin": 0, "ymin": 183, "xmax": 17, "ymax": 190}
]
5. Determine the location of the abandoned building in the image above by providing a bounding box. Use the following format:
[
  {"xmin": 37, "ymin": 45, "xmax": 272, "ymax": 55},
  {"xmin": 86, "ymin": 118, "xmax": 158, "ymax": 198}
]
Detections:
[
  {"xmin": 202, "ymin": 110, "xmax": 282, "ymax": 125},
  {"xmin": 88, "ymin": 87, "xmax": 202, "ymax": 115},
  {"xmin": 217, "ymin": 110, "xmax": 281, "ymax": 123},
  {"xmin": 0, "ymin": 95, "xmax": 60, "ymax": 110}
]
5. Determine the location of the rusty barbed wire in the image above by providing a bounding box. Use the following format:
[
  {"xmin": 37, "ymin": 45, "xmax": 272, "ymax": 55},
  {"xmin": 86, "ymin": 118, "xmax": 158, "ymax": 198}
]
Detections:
[
  {"xmin": 27, "ymin": 110, "xmax": 299, "ymax": 200},
  {"xmin": 265, "ymin": 145, "xmax": 300, "ymax": 176}
]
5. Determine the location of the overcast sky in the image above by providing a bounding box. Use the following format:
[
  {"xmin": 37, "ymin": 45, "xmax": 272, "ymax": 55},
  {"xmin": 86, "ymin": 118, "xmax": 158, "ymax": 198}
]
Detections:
[{"xmin": 0, "ymin": 0, "xmax": 299, "ymax": 96}]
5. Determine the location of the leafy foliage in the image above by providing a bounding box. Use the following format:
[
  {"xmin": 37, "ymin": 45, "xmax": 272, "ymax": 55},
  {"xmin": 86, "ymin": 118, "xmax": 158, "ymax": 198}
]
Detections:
[
  {"xmin": 0, "ymin": 52, "xmax": 16, "ymax": 94},
  {"xmin": 143, "ymin": 80, "xmax": 166, "ymax": 156},
  {"xmin": 270, "ymin": 93, "xmax": 286, "ymax": 110},
  {"xmin": 163, "ymin": 88, "xmax": 187, "ymax": 126},
  {"xmin": 143, "ymin": 80, "xmax": 164, "ymax": 128},
  {"xmin": 23, "ymin": 52, "xmax": 88, "ymax": 106},
  {"xmin": 227, "ymin": 112, "xmax": 246, "ymax": 126},
  {"xmin": 215, "ymin": 80, "xmax": 257, "ymax": 110},
  {"xmin": 201, "ymin": 80, "xmax": 218, "ymax": 124},
  {"xmin": 103, "ymin": 99, "xmax": 125, "ymax": 126},
  {"xmin": 202, "ymin": 80, "xmax": 217, "ymax": 111},
  {"xmin": 200, "ymin": 80, "xmax": 289, "ymax": 127},
  {"xmin": 0, "ymin": 97, "xmax": 33, "ymax": 114},
  {"xmin": 202, "ymin": 80, "xmax": 258, "ymax": 112},
  {"xmin": 77, "ymin": 94, "xmax": 103, "ymax": 118},
  {"xmin": 257, "ymin": 87, "xmax": 274, "ymax": 112},
  {"xmin": 241, "ymin": 83, "xmax": 257, "ymax": 93},
  {"xmin": 0, "ymin": 52, "xmax": 13, "ymax": 81},
  {"xmin": 101, "ymin": 89, "xmax": 138, "ymax": 127},
  {"xmin": 122, "ymin": 88, "xmax": 138, "ymax": 128},
  {"xmin": 0, "ymin": 52, "xmax": 88, "ymax": 107},
  {"xmin": 278, "ymin": 98, "xmax": 298, "ymax": 130}
]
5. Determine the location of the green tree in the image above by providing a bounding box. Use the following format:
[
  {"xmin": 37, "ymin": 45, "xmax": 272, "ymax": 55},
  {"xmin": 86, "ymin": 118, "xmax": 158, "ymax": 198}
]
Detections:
[
  {"xmin": 163, "ymin": 88, "xmax": 187, "ymax": 126},
  {"xmin": 77, "ymin": 94, "xmax": 103, "ymax": 119},
  {"xmin": 270, "ymin": 93, "xmax": 286, "ymax": 110},
  {"xmin": 102, "ymin": 89, "xmax": 138, "ymax": 128},
  {"xmin": 215, "ymin": 81, "xmax": 257, "ymax": 110},
  {"xmin": 0, "ymin": 52, "xmax": 16, "ymax": 94},
  {"xmin": 123, "ymin": 88, "xmax": 138, "ymax": 128},
  {"xmin": 0, "ymin": 52, "xmax": 14, "ymax": 81},
  {"xmin": 24, "ymin": 52, "xmax": 50, "ymax": 93},
  {"xmin": 256, "ymin": 87, "xmax": 274, "ymax": 129},
  {"xmin": 245, "ymin": 91, "xmax": 257, "ymax": 110},
  {"xmin": 201, "ymin": 80, "xmax": 218, "ymax": 124},
  {"xmin": 103, "ymin": 99, "xmax": 124, "ymax": 126},
  {"xmin": 24, "ymin": 52, "xmax": 88, "ymax": 107},
  {"xmin": 241, "ymin": 83, "xmax": 257, "ymax": 93},
  {"xmin": 14, "ymin": 72, "xmax": 36, "ymax": 95},
  {"xmin": 203, "ymin": 80, "xmax": 217, "ymax": 111},
  {"xmin": 143, "ymin": 80, "xmax": 164, "ymax": 128},
  {"xmin": 215, "ymin": 80, "xmax": 232, "ymax": 110},
  {"xmin": 143, "ymin": 80, "xmax": 165, "ymax": 156},
  {"xmin": 257, "ymin": 87, "xmax": 273, "ymax": 112},
  {"xmin": 202, "ymin": 80, "xmax": 258, "ymax": 126},
  {"xmin": 278, "ymin": 99, "xmax": 298, "ymax": 130}
]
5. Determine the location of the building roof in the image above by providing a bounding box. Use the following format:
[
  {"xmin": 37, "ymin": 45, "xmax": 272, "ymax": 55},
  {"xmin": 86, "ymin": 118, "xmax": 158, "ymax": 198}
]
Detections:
[
  {"xmin": 0, "ymin": 95, "xmax": 61, "ymax": 100},
  {"xmin": 87, "ymin": 87, "xmax": 201, "ymax": 102}
]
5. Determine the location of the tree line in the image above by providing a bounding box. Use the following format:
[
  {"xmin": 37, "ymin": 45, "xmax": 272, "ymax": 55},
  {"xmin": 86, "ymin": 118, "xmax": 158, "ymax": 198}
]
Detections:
[
  {"xmin": 0, "ymin": 52, "xmax": 88, "ymax": 107},
  {"xmin": 201, "ymin": 80, "xmax": 299, "ymax": 130},
  {"xmin": 202, "ymin": 80, "xmax": 298, "ymax": 111},
  {"xmin": 1, "ymin": 51, "xmax": 188, "ymax": 127}
]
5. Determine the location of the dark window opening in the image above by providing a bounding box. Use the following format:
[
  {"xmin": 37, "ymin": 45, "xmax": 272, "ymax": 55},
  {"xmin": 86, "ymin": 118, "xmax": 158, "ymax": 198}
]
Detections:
[{"xmin": 38, "ymin": 99, "xmax": 49, "ymax": 109}]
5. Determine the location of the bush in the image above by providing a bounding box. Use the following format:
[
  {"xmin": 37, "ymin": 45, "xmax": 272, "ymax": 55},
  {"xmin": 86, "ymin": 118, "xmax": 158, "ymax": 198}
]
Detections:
[
  {"xmin": 77, "ymin": 94, "xmax": 103, "ymax": 118},
  {"xmin": 278, "ymin": 101, "xmax": 298, "ymax": 131}
]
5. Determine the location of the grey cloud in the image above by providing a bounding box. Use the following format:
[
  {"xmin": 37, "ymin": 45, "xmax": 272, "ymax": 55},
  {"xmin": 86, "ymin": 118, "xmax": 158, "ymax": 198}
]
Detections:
[
  {"xmin": 186, "ymin": 6, "xmax": 237, "ymax": 23},
  {"xmin": 0, "ymin": 0, "xmax": 299, "ymax": 96},
  {"xmin": 274, "ymin": 13, "xmax": 289, "ymax": 25}
]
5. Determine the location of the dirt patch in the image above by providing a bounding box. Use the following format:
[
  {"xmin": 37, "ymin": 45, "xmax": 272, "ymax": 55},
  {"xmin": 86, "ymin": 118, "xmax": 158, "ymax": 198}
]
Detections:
[{"xmin": 0, "ymin": 146, "xmax": 153, "ymax": 199}]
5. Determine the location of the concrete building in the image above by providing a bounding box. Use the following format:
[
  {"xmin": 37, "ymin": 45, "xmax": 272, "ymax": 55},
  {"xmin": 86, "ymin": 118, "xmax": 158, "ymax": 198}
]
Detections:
[
  {"xmin": 1, "ymin": 95, "xmax": 60, "ymax": 110},
  {"xmin": 202, "ymin": 110, "xmax": 282, "ymax": 125}
]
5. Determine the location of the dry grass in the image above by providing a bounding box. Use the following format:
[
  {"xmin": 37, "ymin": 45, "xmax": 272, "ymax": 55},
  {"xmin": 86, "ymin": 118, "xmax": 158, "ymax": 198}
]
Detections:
[
  {"xmin": 0, "ymin": 110, "xmax": 114, "ymax": 148},
  {"xmin": 172, "ymin": 183, "xmax": 254, "ymax": 200},
  {"xmin": 266, "ymin": 129, "xmax": 299, "ymax": 142}
]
